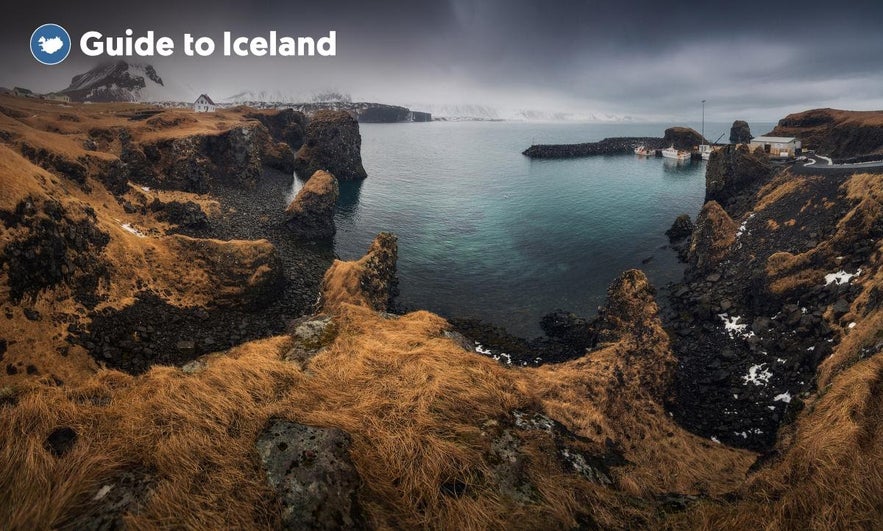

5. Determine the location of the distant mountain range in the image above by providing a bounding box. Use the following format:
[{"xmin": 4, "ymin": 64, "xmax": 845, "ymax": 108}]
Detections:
[
  {"xmin": 53, "ymin": 62, "xmax": 625, "ymax": 122},
  {"xmin": 58, "ymin": 61, "xmax": 192, "ymax": 103},
  {"xmin": 406, "ymin": 103, "xmax": 629, "ymax": 122}
]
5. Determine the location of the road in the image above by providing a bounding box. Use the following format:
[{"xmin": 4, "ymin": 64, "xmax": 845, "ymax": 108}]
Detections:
[{"xmin": 791, "ymin": 153, "xmax": 883, "ymax": 175}]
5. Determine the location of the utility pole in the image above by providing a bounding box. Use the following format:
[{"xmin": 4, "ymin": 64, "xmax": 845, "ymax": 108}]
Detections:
[{"xmin": 701, "ymin": 99, "xmax": 706, "ymax": 143}]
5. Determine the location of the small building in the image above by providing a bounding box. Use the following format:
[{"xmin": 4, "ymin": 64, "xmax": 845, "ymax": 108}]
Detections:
[
  {"xmin": 749, "ymin": 136, "xmax": 802, "ymax": 158},
  {"xmin": 193, "ymin": 94, "xmax": 216, "ymax": 113},
  {"xmin": 45, "ymin": 93, "xmax": 71, "ymax": 103},
  {"xmin": 13, "ymin": 87, "xmax": 35, "ymax": 98}
]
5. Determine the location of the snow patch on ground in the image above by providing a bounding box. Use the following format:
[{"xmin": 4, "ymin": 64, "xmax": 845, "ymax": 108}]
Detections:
[
  {"xmin": 475, "ymin": 343, "xmax": 512, "ymax": 365},
  {"xmin": 743, "ymin": 364, "xmax": 772, "ymax": 386},
  {"xmin": 736, "ymin": 213, "xmax": 756, "ymax": 238},
  {"xmin": 773, "ymin": 392, "xmax": 792, "ymax": 403},
  {"xmin": 719, "ymin": 314, "xmax": 755, "ymax": 339},
  {"xmin": 825, "ymin": 269, "xmax": 861, "ymax": 286}
]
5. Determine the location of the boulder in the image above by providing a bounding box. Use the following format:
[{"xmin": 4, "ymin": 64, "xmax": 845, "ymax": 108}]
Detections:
[
  {"xmin": 665, "ymin": 214, "xmax": 695, "ymax": 242},
  {"xmin": 256, "ymin": 420, "xmax": 364, "ymax": 530},
  {"xmin": 293, "ymin": 111, "xmax": 368, "ymax": 181},
  {"xmin": 285, "ymin": 170, "xmax": 340, "ymax": 241},
  {"xmin": 539, "ymin": 310, "xmax": 596, "ymax": 350},
  {"xmin": 688, "ymin": 201, "xmax": 738, "ymax": 272},
  {"xmin": 663, "ymin": 127, "xmax": 704, "ymax": 150},
  {"xmin": 705, "ymin": 144, "xmax": 773, "ymax": 214},
  {"xmin": 729, "ymin": 120, "xmax": 752, "ymax": 144}
]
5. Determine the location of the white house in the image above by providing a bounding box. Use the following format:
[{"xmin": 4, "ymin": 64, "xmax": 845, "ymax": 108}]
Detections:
[
  {"xmin": 749, "ymin": 136, "xmax": 802, "ymax": 158},
  {"xmin": 193, "ymin": 94, "xmax": 216, "ymax": 113}
]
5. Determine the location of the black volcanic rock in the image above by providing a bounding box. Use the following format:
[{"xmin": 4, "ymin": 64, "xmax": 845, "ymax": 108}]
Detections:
[
  {"xmin": 540, "ymin": 310, "xmax": 596, "ymax": 350},
  {"xmin": 705, "ymin": 144, "xmax": 773, "ymax": 216},
  {"xmin": 293, "ymin": 111, "xmax": 368, "ymax": 181},
  {"xmin": 245, "ymin": 109, "xmax": 307, "ymax": 151},
  {"xmin": 666, "ymin": 214, "xmax": 695, "ymax": 243},
  {"xmin": 523, "ymin": 137, "xmax": 664, "ymax": 158},
  {"xmin": 285, "ymin": 170, "xmax": 339, "ymax": 240},
  {"xmin": 729, "ymin": 120, "xmax": 753, "ymax": 144},
  {"xmin": 662, "ymin": 127, "xmax": 705, "ymax": 150}
]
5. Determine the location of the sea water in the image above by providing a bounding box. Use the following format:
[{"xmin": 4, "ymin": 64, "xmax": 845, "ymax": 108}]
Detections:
[{"xmin": 292, "ymin": 120, "xmax": 774, "ymax": 336}]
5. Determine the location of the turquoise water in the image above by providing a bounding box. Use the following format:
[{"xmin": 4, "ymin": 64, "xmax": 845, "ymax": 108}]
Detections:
[{"xmin": 292, "ymin": 121, "xmax": 773, "ymax": 336}]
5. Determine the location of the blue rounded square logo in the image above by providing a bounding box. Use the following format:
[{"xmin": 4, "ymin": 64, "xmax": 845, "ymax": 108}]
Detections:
[{"xmin": 30, "ymin": 23, "xmax": 72, "ymax": 65}]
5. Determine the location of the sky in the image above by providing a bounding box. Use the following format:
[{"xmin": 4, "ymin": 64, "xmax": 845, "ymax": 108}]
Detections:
[{"xmin": 3, "ymin": 0, "xmax": 883, "ymax": 121}]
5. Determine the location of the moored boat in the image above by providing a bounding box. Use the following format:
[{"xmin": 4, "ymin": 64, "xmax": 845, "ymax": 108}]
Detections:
[
  {"xmin": 634, "ymin": 145, "xmax": 652, "ymax": 156},
  {"xmin": 698, "ymin": 144, "xmax": 713, "ymax": 160},
  {"xmin": 661, "ymin": 145, "xmax": 690, "ymax": 161}
]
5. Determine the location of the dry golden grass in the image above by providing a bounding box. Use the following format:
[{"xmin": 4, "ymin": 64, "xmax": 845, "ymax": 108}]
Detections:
[
  {"xmin": 0, "ymin": 97, "xmax": 292, "ymax": 389},
  {"xmin": 2, "ymin": 96, "xmax": 882, "ymax": 529},
  {"xmin": 0, "ymin": 257, "xmax": 754, "ymax": 529},
  {"xmin": 676, "ymin": 353, "xmax": 883, "ymax": 530}
]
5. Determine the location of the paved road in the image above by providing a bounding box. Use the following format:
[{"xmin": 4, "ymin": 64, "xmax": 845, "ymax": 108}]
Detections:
[{"xmin": 791, "ymin": 153, "xmax": 883, "ymax": 175}]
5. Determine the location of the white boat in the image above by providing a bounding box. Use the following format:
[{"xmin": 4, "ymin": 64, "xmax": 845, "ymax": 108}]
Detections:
[
  {"xmin": 661, "ymin": 146, "xmax": 690, "ymax": 161},
  {"xmin": 698, "ymin": 144, "xmax": 713, "ymax": 160},
  {"xmin": 634, "ymin": 145, "xmax": 653, "ymax": 156}
]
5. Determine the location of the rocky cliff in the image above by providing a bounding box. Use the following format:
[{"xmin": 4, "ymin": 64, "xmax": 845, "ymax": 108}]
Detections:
[
  {"xmin": 0, "ymin": 97, "xmax": 881, "ymax": 530},
  {"xmin": 769, "ymin": 108, "xmax": 883, "ymax": 161},
  {"xmin": 293, "ymin": 110, "xmax": 368, "ymax": 181},
  {"xmin": 705, "ymin": 144, "xmax": 774, "ymax": 215}
]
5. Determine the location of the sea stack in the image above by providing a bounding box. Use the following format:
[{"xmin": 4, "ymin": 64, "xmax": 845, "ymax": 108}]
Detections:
[
  {"xmin": 293, "ymin": 110, "xmax": 368, "ymax": 181},
  {"xmin": 729, "ymin": 120, "xmax": 752, "ymax": 144},
  {"xmin": 285, "ymin": 170, "xmax": 340, "ymax": 240}
]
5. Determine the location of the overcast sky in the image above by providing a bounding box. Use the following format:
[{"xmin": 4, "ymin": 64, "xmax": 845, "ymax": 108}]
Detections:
[{"xmin": 3, "ymin": 0, "xmax": 883, "ymax": 121}]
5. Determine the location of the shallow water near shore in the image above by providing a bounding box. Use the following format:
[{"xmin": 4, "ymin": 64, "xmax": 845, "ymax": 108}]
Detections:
[{"xmin": 292, "ymin": 120, "xmax": 773, "ymax": 337}]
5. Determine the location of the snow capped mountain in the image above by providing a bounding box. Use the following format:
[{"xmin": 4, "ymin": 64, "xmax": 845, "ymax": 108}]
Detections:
[
  {"xmin": 60, "ymin": 61, "xmax": 191, "ymax": 103},
  {"xmin": 406, "ymin": 103, "xmax": 629, "ymax": 122},
  {"xmin": 222, "ymin": 89, "xmax": 308, "ymax": 105}
]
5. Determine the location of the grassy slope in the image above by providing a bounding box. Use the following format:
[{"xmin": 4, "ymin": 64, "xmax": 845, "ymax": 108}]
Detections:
[{"xmin": 0, "ymin": 96, "xmax": 880, "ymax": 529}]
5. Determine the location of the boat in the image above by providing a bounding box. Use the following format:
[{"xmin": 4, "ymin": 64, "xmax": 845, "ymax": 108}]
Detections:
[
  {"xmin": 661, "ymin": 146, "xmax": 690, "ymax": 161},
  {"xmin": 699, "ymin": 134, "xmax": 725, "ymax": 160},
  {"xmin": 698, "ymin": 144, "xmax": 713, "ymax": 160},
  {"xmin": 634, "ymin": 145, "xmax": 653, "ymax": 156}
]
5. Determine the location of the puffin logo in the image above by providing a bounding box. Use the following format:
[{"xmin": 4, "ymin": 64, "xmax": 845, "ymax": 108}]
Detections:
[{"xmin": 30, "ymin": 23, "xmax": 72, "ymax": 65}]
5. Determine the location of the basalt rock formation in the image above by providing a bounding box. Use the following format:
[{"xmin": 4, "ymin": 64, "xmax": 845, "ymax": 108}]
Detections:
[
  {"xmin": 666, "ymin": 213, "xmax": 695, "ymax": 243},
  {"xmin": 284, "ymin": 170, "xmax": 339, "ymax": 241},
  {"xmin": 769, "ymin": 108, "xmax": 883, "ymax": 161},
  {"xmin": 705, "ymin": 144, "xmax": 773, "ymax": 216},
  {"xmin": 663, "ymin": 126, "xmax": 705, "ymax": 150},
  {"xmin": 2, "ymin": 96, "xmax": 882, "ymax": 530},
  {"xmin": 293, "ymin": 110, "xmax": 368, "ymax": 181},
  {"xmin": 320, "ymin": 232, "xmax": 398, "ymax": 313},
  {"xmin": 522, "ymin": 136, "xmax": 664, "ymax": 158},
  {"xmin": 688, "ymin": 201, "xmax": 737, "ymax": 273},
  {"xmin": 729, "ymin": 120, "xmax": 753, "ymax": 144}
]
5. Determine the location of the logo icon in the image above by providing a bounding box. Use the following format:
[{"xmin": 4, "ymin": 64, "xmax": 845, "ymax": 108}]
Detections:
[{"xmin": 30, "ymin": 23, "xmax": 71, "ymax": 65}]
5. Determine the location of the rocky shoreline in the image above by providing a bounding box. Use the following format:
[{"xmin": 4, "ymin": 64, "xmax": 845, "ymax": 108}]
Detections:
[{"xmin": 523, "ymin": 126, "xmax": 705, "ymax": 159}]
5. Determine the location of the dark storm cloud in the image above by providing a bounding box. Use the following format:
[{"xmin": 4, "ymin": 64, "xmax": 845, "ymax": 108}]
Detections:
[{"xmin": 3, "ymin": 0, "xmax": 883, "ymax": 120}]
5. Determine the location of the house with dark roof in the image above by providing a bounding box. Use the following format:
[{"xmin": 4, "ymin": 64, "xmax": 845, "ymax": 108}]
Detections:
[{"xmin": 193, "ymin": 94, "xmax": 216, "ymax": 113}]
